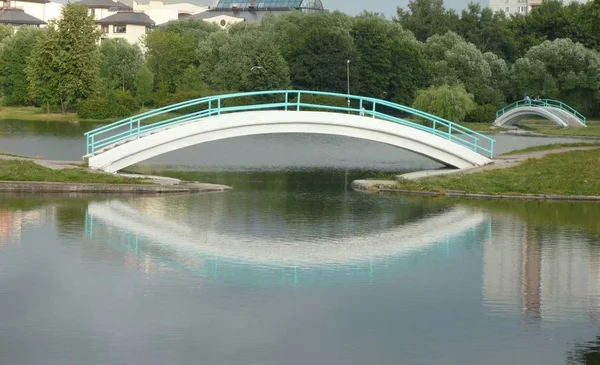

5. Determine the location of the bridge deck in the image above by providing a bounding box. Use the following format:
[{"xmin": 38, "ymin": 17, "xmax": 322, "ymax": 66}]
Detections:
[
  {"xmin": 84, "ymin": 90, "xmax": 496, "ymax": 172},
  {"xmin": 494, "ymin": 99, "xmax": 586, "ymax": 128}
]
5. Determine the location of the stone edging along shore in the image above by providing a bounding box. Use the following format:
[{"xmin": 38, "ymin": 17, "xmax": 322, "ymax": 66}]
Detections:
[
  {"xmin": 0, "ymin": 156, "xmax": 232, "ymax": 194},
  {"xmin": 0, "ymin": 181, "xmax": 232, "ymax": 194},
  {"xmin": 350, "ymin": 180, "xmax": 600, "ymax": 202}
]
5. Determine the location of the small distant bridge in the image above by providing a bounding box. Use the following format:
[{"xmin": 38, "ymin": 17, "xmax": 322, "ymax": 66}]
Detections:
[
  {"xmin": 84, "ymin": 90, "xmax": 496, "ymax": 173},
  {"xmin": 494, "ymin": 99, "xmax": 586, "ymax": 128}
]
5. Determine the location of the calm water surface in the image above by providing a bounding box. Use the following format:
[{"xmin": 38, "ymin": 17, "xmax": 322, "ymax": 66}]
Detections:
[
  {"xmin": 0, "ymin": 119, "xmax": 594, "ymax": 165},
  {"xmin": 1, "ymin": 120, "xmax": 599, "ymax": 364}
]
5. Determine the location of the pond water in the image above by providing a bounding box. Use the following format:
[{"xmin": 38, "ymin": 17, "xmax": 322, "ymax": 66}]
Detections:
[
  {"xmin": 0, "ymin": 120, "xmax": 599, "ymax": 364},
  {"xmin": 0, "ymin": 119, "xmax": 594, "ymax": 166}
]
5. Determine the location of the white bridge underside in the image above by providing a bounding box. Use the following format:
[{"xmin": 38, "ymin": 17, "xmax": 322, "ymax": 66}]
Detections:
[
  {"xmin": 88, "ymin": 111, "xmax": 492, "ymax": 173},
  {"xmin": 493, "ymin": 107, "xmax": 586, "ymax": 128}
]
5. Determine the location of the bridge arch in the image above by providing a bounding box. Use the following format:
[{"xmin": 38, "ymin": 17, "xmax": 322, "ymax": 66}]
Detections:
[
  {"xmin": 494, "ymin": 99, "xmax": 586, "ymax": 128},
  {"xmin": 84, "ymin": 90, "xmax": 495, "ymax": 172}
]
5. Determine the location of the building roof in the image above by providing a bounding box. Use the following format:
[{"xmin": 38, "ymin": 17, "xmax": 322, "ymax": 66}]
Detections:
[
  {"xmin": 78, "ymin": 0, "xmax": 132, "ymax": 10},
  {"xmin": 213, "ymin": 0, "xmax": 324, "ymax": 11},
  {"xmin": 96, "ymin": 11, "xmax": 155, "ymax": 26},
  {"xmin": 190, "ymin": 9, "xmax": 274, "ymax": 22},
  {"xmin": 0, "ymin": 8, "xmax": 46, "ymax": 25},
  {"xmin": 191, "ymin": 0, "xmax": 325, "ymax": 23},
  {"xmin": 13, "ymin": 0, "xmax": 50, "ymax": 3}
]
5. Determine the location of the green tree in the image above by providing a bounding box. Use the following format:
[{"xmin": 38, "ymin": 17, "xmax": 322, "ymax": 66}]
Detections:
[
  {"xmin": 388, "ymin": 38, "xmax": 431, "ymax": 105},
  {"xmin": 509, "ymin": 58, "xmax": 558, "ymax": 99},
  {"xmin": 134, "ymin": 65, "xmax": 154, "ymax": 107},
  {"xmin": 457, "ymin": 3, "xmax": 518, "ymax": 61},
  {"xmin": 201, "ymin": 25, "xmax": 290, "ymax": 92},
  {"xmin": 350, "ymin": 13, "xmax": 428, "ymax": 105},
  {"xmin": 413, "ymin": 84, "xmax": 476, "ymax": 123},
  {"xmin": 263, "ymin": 11, "xmax": 356, "ymax": 93},
  {"xmin": 159, "ymin": 19, "xmax": 221, "ymax": 45},
  {"xmin": 395, "ymin": 0, "xmax": 460, "ymax": 42},
  {"xmin": 508, "ymin": 2, "xmax": 560, "ymax": 56},
  {"xmin": 263, "ymin": 11, "xmax": 354, "ymax": 61},
  {"xmin": 99, "ymin": 39, "xmax": 143, "ymax": 93},
  {"xmin": 145, "ymin": 29, "xmax": 196, "ymax": 92},
  {"xmin": 176, "ymin": 65, "xmax": 208, "ymax": 92},
  {"xmin": 509, "ymin": 38, "xmax": 600, "ymax": 115},
  {"xmin": 423, "ymin": 31, "xmax": 506, "ymax": 106},
  {"xmin": 508, "ymin": 1, "xmax": 600, "ymax": 54},
  {"xmin": 0, "ymin": 25, "xmax": 12, "ymax": 44},
  {"xmin": 26, "ymin": 3, "xmax": 100, "ymax": 112},
  {"xmin": 0, "ymin": 26, "xmax": 45, "ymax": 105},
  {"xmin": 26, "ymin": 29, "xmax": 60, "ymax": 112},
  {"xmin": 289, "ymin": 26, "xmax": 355, "ymax": 92}
]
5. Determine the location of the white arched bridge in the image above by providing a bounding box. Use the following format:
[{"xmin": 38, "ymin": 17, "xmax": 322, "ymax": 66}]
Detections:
[
  {"xmin": 84, "ymin": 90, "xmax": 496, "ymax": 173},
  {"xmin": 494, "ymin": 99, "xmax": 586, "ymax": 128}
]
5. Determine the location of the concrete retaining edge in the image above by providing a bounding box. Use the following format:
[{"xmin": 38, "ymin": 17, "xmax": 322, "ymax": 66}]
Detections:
[
  {"xmin": 0, "ymin": 181, "xmax": 232, "ymax": 194},
  {"xmin": 350, "ymin": 180, "xmax": 600, "ymax": 202},
  {"xmin": 377, "ymin": 189, "xmax": 600, "ymax": 202}
]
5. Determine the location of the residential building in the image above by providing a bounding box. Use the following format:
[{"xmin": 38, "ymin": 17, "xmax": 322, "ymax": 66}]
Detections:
[
  {"xmin": 190, "ymin": 0, "xmax": 325, "ymax": 28},
  {"xmin": 1, "ymin": 0, "xmax": 61, "ymax": 25},
  {"xmin": 132, "ymin": 1, "xmax": 208, "ymax": 25},
  {"xmin": 78, "ymin": 0, "xmax": 132, "ymax": 21},
  {"xmin": 489, "ymin": 0, "xmax": 590, "ymax": 15},
  {"xmin": 97, "ymin": 10, "xmax": 154, "ymax": 44},
  {"xmin": 0, "ymin": 7, "xmax": 45, "ymax": 27},
  {"xmin": 489, "ymin": 0, "xmax": 529, "ymax": 16}
]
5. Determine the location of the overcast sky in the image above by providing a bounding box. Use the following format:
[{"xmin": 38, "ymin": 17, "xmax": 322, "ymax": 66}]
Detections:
[
  {"xmin": 188, "ymin": 0, "xmax": 485, "ymax": 17},
  {"xmin": 323, "ymin": 0, "xmax": 484, "ymax": 17}
]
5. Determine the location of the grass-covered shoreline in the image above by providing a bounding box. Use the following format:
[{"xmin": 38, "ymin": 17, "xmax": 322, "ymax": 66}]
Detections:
[
  {"xmin": 2, "ymin": 106, "xmax": 599, "ymax": 137},
  {"xmin": 0, "ymin": 106, "xmax": 114, "ymax": 123},
  {"xmin": 389, "ymin": 148, "xmax": 600, "ymax": 197},
  {"xmin": 0, "ymin": 159, "xmax": 144, "ymax": 184},
  {"xmin": 501, "ymin": 142, "xmax": 599, "ymax": 155}
]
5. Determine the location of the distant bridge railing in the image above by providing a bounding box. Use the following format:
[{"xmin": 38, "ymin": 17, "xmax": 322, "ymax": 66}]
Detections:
[
  {"xmin": 496, "ymin": 99, "xmax": 586, "ymax": 125},
  {"xmin": 84, "ymin": 90, "xmax": 495, "ymax": 159}
]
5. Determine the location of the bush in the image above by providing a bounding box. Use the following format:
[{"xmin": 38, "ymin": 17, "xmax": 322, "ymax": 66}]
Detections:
[
  {"xmin": 77, "ymin": 90, "xmax": 140, "ymax": 119},
  {"xmin": 464, "ymin": 104, "xmax": 497, "ymax": 123},
  {"xmin": 412, "ymin": 84, "xmax": 476, "ymax": 123},
  {"xmin": 155, "ymin": 90, "xmax": 213, "ymax": 115},
  {"xmin": 158, "ymin": 90, "xmax": 210, "ymax": 107},
  {"xmin": 298, "ymin": 94, "xmax": 348, "ymax": 110}
]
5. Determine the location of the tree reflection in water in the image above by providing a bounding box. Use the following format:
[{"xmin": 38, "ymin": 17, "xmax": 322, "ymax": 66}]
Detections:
[{"xmin": 568, "ymin": 336, "xmax": 600, "ymax": 365}]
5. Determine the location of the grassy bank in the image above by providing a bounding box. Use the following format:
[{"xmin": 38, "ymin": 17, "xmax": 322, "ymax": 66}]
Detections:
[
  {"xmin": 455, "ymin": 119, "xmax": 600, "ymax": 137},
  {"xmin": 0, "ymin": 152, "xmax": 43, "ymax": 158},
  {"xmin": 0, "ymin": 106, "xmax": 115, "ymax": 123},
  {"xmin": 501, "ymin": 142, "xmax": 599, "ymax": 155},
  {"xmin": 514, "ymin": 119, "xmax": 600, "ymax": 137},
  {"xmin": 390, "ymin": 148, "xmax": 600, "ymax": 196},
  {"xmin": 0, "ymin": 159, "xmax": 144, "ymax": 184},
  {"xmin": 0, "ymin": 106, "xmax": 188, "ymax": 125}
]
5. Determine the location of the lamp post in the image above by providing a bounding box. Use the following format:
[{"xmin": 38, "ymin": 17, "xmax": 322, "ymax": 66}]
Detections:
[{"xmin": 346, "ymin": 60, "xmax": 350, "ymax": 112}]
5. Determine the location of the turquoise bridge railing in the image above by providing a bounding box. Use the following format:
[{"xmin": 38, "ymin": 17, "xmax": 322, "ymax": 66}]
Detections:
[
  {"xmin": 496, "ymin": 99, "xmax": 586, "ymax": 125},
  {"xmin": 84, "ymin": 90, "xmax": 496, "ymax": 159}
]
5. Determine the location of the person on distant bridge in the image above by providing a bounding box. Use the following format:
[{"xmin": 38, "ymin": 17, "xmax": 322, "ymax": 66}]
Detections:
[{"xmin": 524, "ymin": 94, "xmax": 532, "ymax": 105}]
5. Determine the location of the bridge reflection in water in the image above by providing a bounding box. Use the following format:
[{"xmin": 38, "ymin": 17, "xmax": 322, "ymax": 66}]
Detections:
[{"xmin": 83, "ymin": 200, "xmax": 491, "ymax": 286}]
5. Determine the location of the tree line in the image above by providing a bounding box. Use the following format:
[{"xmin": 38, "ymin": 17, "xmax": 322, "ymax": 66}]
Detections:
[{"xmin": 0, "ymin": 0, "xmax": 599, "ymax": 122}]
